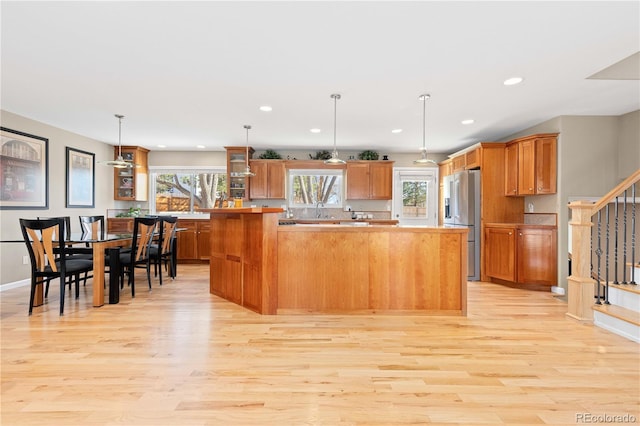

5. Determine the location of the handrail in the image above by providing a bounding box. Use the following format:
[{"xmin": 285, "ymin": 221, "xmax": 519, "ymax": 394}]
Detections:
[
  {"xmin": 567, "ymin": 168, "xmax": 639, "ymax": 321},
  {"xmin": 590, "ymin": 169, "xmax": 640, "ymax": 213}
]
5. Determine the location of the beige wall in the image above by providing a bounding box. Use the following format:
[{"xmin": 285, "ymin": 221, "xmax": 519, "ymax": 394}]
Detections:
[
  {"xmin": 618, "ymin": 109, "xmax": 640, "ymax": 179},
  {"xmin": 1, "ymin": 110, "xmax": 115, "ymax": 285}
]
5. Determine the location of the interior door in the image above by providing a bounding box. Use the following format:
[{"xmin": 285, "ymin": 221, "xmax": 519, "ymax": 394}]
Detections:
[{"xmin": 392, "ymin": 168, "xmax": 438, "ymax": 226}]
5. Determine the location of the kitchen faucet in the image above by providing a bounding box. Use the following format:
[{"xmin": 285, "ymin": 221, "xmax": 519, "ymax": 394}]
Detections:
[{"xmin": 315, "ymin": 200, "xmax": 324, "ymax": 218}]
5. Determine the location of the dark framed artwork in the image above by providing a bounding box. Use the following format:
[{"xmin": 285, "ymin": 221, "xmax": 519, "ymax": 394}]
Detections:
[
  {"xmin": 65, "ymin": 147, "xmax": 95, "ymax": 208},
  {"xmin": 0, "ymin": 127, "xmax": 49, "ymax": 209}
]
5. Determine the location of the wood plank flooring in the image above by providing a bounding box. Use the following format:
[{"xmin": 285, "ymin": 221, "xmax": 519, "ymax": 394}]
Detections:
[{"xmin": 1, "ymin": 265, "xmax": 639, "ymax": 425}]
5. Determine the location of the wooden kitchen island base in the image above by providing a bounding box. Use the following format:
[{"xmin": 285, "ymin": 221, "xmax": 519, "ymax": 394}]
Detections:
[
  {"xmin": 203, "ymin": 208, "xmax": 468, "ymax": 315},
  {"xmin": 278, "ymin": 226, "xmax": 467, "ymax": 315}
]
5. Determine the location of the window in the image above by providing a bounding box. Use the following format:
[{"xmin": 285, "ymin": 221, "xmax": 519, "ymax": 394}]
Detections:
[
  {"xmin": 149, "ymin": 167, "xmax": 226, "ymax": 214},
  {"xmin": 288, "ymin": 169, "xmax": 343, "ymax": 207}
]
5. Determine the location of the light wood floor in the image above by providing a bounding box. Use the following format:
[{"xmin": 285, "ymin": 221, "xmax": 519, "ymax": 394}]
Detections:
[{"xmin": 1, "ymin": 265, "xmax": 639, "ymax": 425}]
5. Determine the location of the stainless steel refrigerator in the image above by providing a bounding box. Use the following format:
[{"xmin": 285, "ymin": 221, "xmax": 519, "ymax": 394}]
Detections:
[{"xmin": 443, "ymin": 170, "xmax": 481, "ymax": 281}]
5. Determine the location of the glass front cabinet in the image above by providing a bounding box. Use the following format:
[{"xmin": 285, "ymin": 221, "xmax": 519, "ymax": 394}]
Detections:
[
  {"xmin": 225, "ymin": 146, "xmax": 254, "ymax": 201},
  {"xmin": 113, "ymin": 145, "xmax": 149, "ymax": 201}
]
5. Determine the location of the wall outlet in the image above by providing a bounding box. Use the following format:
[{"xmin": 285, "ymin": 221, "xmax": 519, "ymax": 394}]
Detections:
[
  {"xmin": 344, "ymin": 205, "xmax": 352, "ymax": 212},
  {"xmin": 22, "ymin": 255, "xmax": 29, "ymax": 265}
]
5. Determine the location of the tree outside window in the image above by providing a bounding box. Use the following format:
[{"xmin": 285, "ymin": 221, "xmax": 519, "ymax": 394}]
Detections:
[{"xmin": 153, "ymin": 171, "xmax": 226, "ymax": 213}]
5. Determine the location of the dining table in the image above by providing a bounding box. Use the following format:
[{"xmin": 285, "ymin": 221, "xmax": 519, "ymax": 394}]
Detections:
[{"xmin": 70, "ymin": 232, "xmax": 132, "ymax": 307}]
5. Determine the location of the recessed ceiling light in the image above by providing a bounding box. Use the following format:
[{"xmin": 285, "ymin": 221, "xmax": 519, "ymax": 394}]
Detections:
[
  {"xmin": 157, "ymin": 144, "xmax": 166, "ymax": 148},
  {"xmin": 504, "ymin": 77, "xmax": 523, "ymax": 86},
  {"xmin": 310, "ymin": 128, "xmax": 321, "ymax": 133},
  {"xmin": 196, "ymin": 145, "xmax": 205, "ymax": 149},
  {"xmin": 461, "ymin": 119, "xmax": 475, "ymax": 125},
  {"xmin": 391, "ymin": 129, "xmax": 403, "ymax": 134},
  {"xmin": 259, "ymin": 105, "xmax": 272, "ymax": 112}
]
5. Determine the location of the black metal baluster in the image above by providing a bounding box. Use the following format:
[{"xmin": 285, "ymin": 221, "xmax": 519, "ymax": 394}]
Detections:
[
  {"xmin": 614, "ymin": 196, "xmax": 619, "ymax": 284},
  {"xmin": 623, "ymin": 189, "xmax": 628, "ymax": 284},
  {"xmin": 604, "ymin": 204, "xmax": 610, "ymax": 304},
  {"xmin": 631, "ymin": 182, "xmax": 637, "ymax": 285},
  {"xmin": 595, "ymin": 210, "xmax": 602, "ymax": 304}
]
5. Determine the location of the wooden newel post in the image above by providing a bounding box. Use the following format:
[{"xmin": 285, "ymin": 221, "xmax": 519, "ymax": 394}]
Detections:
[{"xmin": 567, "ymin": 201, "xmax": 595, "ymax": 321}]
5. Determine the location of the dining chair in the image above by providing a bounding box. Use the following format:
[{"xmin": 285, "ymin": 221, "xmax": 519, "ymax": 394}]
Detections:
[
  {"xmin": 117, "ymin": 216, "xmax": 157, "ymax": 297},
  {"xmin": 20, "ymin": 218, "xmax": 94, "ymax": 315},
  {"xmin": 79, "ymin": 215, "xmax": 105, "ymax": 238},
  {"xmin": 149, "ymin": 216, "xmax": 178, "ymax": 285},
  {"xmin": 38, "ymin": 216, "xmax": 93, "ymax": 292}
]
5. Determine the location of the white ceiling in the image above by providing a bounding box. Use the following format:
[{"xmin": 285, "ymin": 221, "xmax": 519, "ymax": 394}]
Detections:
[{"xmin": 1, "ymin": 1, "xmax": 639, "ymax": 155}]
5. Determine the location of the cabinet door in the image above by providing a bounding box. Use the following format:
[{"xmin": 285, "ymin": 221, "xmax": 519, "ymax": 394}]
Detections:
[
  {"xmin": 517, "ymin": 228, "xmax": 557, "ymax": 285},
  {"xmin": 452, "ymin": 155, "xmax": 466, "ymax": 172},
  {"xmin": 484, "ymin": 226, "xmax": 516, "ymax": 281},
  {"xmin": 226, "ymin": 146, "xmax": 253, "ymax": 201},
  {"xmin": 465, "ymin": 147, "xmax": 481, "ymax": 170},
  {"xmin": 267, "ymin": 161, "xmax": 286, "ymax": 199},
  {"xmin": 113, "ymin": 146, "xmax": 149, "ymax": 201},
  {"xmin": 346, "ymin": 163, "xmax": 370, "ymax": 199},
  {"xmin": 248, "ymin": 161, "xmax": 268, "ymax": 199},
  {"xmin": 176, "ymin": 220, "xmax": 198, "ymax": 260},
  {"xmin": 369, "ymin": 162, "xmax": 393, "ymax": 200},
  {"xmin": 197, "ymin": 221, "xmax": 211, "ymax": 260},
  {"xmin": 535, "ymin": 137, "xmax": 557, "ymax": 194},
  {"xmin": 504, "ymin": 143, "xmax": 519, "ymax": 196},
  {"xmin": 517, "ymin": 139, "xmax": 536, "ymax": 195}
]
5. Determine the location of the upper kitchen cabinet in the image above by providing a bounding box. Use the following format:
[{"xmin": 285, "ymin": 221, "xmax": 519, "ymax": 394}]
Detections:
[
  {"xmin": 113, "ymin": 146, "xmax": 149, "ymax": 201},
  {"xmin": 249, "ymin": 160, "xmax": 286, "ymax": 199},
  {"xmin": 226, "ymin": 146, "xmax": 254, "ymax": 201},
  {"xmin": 505, "ymin": 133, "xmax": 557, "ymax": 196},
  {"xmin": 450, "ymin": 145, "xmax": 481, "ymax": 173},
  {"xmin": 346, "ymin": 161, "xmax": 394, "ymax": 200}
]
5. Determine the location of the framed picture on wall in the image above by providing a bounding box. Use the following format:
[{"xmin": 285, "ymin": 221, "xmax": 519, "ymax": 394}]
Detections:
[
  {"xmin": 0, "ymin": 127, "xmax": 49, "ymax": 210},
  {"xmin": 65, "ymin": 147, "xmax": 95, "ymax": 208}
]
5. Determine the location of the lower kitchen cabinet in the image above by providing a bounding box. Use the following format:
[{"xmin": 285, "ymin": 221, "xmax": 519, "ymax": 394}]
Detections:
[
  {"xmin": 176, "ymin": 219, "xmax": 210, "ymax": 262},
  {"xmin": 484, "ymin": 224, "xmax": 557, "ymax": 285},
  {"xmin": 484, "ymin": 226, "xmax": 517, "ymax": 282},
  {"xmin": 517, "ymin": 227, "xmax": 557, "ymax": 285}
]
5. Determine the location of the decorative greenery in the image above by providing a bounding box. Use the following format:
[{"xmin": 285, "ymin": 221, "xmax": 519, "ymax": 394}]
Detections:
[
  {"xmin": 116, "ymin": 207, "xmax": 142, "ymax": 217},
  {"xmin": 358, "ymin": 150, "xmax": 379, "ymax": 160},
  {"xmin": 258, "ymin": 149, "xmax": 282, "ymax": 159},
  {"xmin": 311, "ymin": 150, "xmax": 332, "ymax": 160}
]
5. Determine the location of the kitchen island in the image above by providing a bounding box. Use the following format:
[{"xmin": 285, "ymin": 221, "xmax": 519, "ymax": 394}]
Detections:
[{"xmin": 203, "ymin": 208, "xmax": 468, "ymax": 315}]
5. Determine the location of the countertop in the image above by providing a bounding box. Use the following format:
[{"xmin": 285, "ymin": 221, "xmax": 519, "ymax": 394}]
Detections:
[{"xmin": 485, "ymin": 222, "xmax": 557, "ymax": 229}]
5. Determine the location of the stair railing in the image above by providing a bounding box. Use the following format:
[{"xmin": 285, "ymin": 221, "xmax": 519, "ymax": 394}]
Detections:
[{"xmin": 567, "ymin": 169, "xmax": 639, "ymax": 321}]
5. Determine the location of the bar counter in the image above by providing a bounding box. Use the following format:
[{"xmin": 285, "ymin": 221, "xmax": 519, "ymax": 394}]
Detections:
[{"xmin": 202, "ymin": 208, "xmax": 468, "ymax": 315}]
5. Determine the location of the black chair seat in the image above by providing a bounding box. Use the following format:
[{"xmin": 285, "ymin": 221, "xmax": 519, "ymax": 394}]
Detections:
[{"xmin": 54, "ymin": 258, "xmax": 93, "ymax": 273}]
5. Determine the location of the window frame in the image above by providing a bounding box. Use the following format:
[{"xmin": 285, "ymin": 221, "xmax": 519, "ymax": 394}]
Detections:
[
  {"xmin": 288, "ymin": 168, "xmax": 344, "ymax": 208},
  {"xmin": 149, "ymin": 166, "xmax": 226, "ymax": 214}
]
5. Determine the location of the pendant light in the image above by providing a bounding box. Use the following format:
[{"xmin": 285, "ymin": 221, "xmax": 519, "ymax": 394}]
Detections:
[
  {"xmin": 238, "ymin": 125, "xmax": 256, "ymax": 177},
  {"xmin": 324, "ymin": 93, "xmax": 346, "ymax": 165},
  {"xmin": 102, "ymin": 114, "xmax": 137, "ymax": 168},
  {"xmin": 414, "ymin": 94, "xmax": 436, "ymax": 165}
]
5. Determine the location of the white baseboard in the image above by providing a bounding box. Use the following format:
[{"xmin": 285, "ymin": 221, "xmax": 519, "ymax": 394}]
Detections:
[
  {"xmin": 551, "ymin": 286, "xmax": 566, "ymax": 295},
  {"xmin": 0, "ymin": 279, "xmax": 29, "ymax": 292}
]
